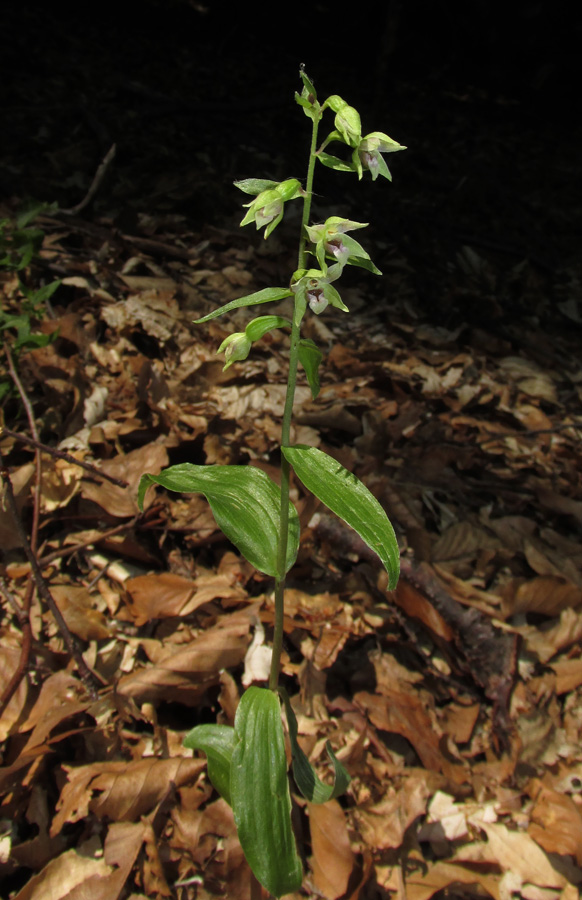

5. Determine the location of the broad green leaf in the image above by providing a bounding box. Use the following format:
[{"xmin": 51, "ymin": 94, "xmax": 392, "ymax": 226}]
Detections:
[
  {"xmin": 194, "ymin": 287, "xmax": 293, "ymax": 324},
  {"xmin": 231, "ymin": 687, "xmax": 302, "ymax": 897},
  {"xmin": 138, "ymin": 464, "xmax": 299, "ymax": 577},
  {"xmin": 298, "ymin": 338, "xmax": 322, "ymax": 399},
  {"xmin": 282, "ymin": 445, "xmax": 400, "ymax": 589},
  {"xmin": 183, "ymin": 724, "xmax": 234, "ymax": 806},
  {"xmin": 279, "ymin": 688, "xmax": 350, "ymax": 803}
]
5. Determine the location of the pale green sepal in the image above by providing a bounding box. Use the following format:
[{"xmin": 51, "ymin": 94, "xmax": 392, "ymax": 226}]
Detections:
[
  {"xmin": 231, "ymin": 687, "xmax": 303, "ymax": 898},
  {"xmin": 183, "ymin": 724, "xmax": 234, "ymax": 806},
  {"xmin": 279, "ymin": 687, "xmax": 350, "ymax": 803},
  {"xmin": 322, "ymin": 282, "xmax": 349, "ymax": 312},
  {"xmin": 317, "ymin": 151, "xmax": 355, "ymax": 173},
  {"xmin": 298, "ymin": 338, "xmax": 322, "ymax": 400},
  {"xmin": 324, "ymin": 94, "xmax": 347, "ymax": 113},
  {"xmin": 346, "ymin": 254, "xmax": 383, "ymax": 275},
  {"xmin": 194, "ymin": 287, "xmax": 293, "ymax": 324},
  {"xmin": 340, "ymin": 234, "xmax": 382, "ymax": 274},
  {"xmin": 137, "ymin": 464, "xmax": 300, "ymax": 577},
  {"xmin": 234, "ymin": 178, "xmax": 280, "ymax": 195},
  {"xmin": 299, "ymin": 69, "xmax": 317, "ymax": 99},
  {"xmin": 281, "ymin": 445, "xmax": 400, "ymax": 588}
]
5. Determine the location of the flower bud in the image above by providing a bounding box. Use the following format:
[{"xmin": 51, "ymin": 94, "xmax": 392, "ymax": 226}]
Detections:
[{"xmin": 217, "ymin": 332, "xmax": 252, "ymax": 370}]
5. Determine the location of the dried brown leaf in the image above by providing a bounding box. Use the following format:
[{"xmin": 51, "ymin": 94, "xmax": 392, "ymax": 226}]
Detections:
[
  {"xmin": 501, "ymin": 576, "xmax": 582, "ymax": 618},
  {"xmin": 50, "ymin": 584, "xmax": 111, "ymax": 641},
  {"xmin": 52, "ymin": 757, "xmax": 205, "ymax": 834},
  {"xmin": 528, "ymin": 779, "xmax": 582, "ymax": 865},
  {"xmin": 12, "ymin": 846, "xmax": 112, "ymax": 900},
  {"xmin": 405, "ymin": 859, "xmax": 500, "ymax": 900},
  {"xmin": 116, "ymin": 605, "xmax": 254, "ymax": 704},
  {"xmin": 80, "ymin": 442, "xmax": 169, "ymax": 516},
  {"xmin": 0, "ymin": 644, "xmax": 28, "ymax": 740},
  {"xmin": 353, "ymin": 775, "xmax": 431, "ymax": 851},
  {"xmin": 308, "ymin": 799, "xmax": 355, "ymax": 899}
]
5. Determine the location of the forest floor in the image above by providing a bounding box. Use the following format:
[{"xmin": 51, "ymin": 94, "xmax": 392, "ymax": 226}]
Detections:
[{"xmin": 1, "ymin": 5, "xmax": 582, "ymax": 899}]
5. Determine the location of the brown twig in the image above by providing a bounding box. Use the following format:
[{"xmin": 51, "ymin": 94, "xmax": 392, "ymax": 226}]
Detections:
[
  {"xmin": 0, "ymin": 426, "xmax": 128, "ymax": 487},
  {"xmin": 0, "ymin": 452, "xmax": 102, "ymax": 699},
  {"xmin": 59, "ymin": 143, "xmax": 116, "ymax": 216},
  {"xmin": 39, "ymin": 515, "xmax": 139, "ymax": 568},
  {"xmin": 0, "ymin": 580, "xmax": 33, "ymax": 719}
]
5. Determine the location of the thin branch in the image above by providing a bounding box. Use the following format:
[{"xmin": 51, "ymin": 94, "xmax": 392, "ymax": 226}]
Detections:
[
  {"xmin": 60, "ymin": 143, "xmax": 116, "ymax": 216},
  {"xmin": 0, "ymin": 452, "xmax": 103, "ymax": 699},
  {"xmin": 5, "ymin": 344, "xmax": 42, "ymax": 551},
  {"xmin": 0, "ymin": 426, "xmax": 128, "ymax": 487},
  {"xmin": 39, "ymin": 515, "xmax": 139, "ymax": 567},
  {"xmin": 0, "ymin": 581, "xmax": 33, "ymax": 718}
]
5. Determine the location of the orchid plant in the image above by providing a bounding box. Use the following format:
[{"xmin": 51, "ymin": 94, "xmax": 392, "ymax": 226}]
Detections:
[{"xmin": 138, "ymin": 69, "xmax": 405, "ymax": 898}]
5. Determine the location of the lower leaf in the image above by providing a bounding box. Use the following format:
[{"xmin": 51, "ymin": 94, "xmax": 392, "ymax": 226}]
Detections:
[
  {"xmin": 183, "ymin": 724, "xmax": 234, "ymax": 806},
  {"xmin": 279, "ymin": 688, "xmax": 350, "ymax": 804},
  {"xmin": 231, "ymin": 687, "xmax": 303, "ymax": 898}
]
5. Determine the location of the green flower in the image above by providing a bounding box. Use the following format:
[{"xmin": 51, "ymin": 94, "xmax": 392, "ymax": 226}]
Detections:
[
  {"xmin": 304, "ymin": 216, "xmax": 380, "ymax": 274},
  {"xmin": 317, "ymin": 126, "xmax": 406, "ymax": 182},
  {"xmin": 291, "ymin": 266, "xmax": 348, "ymax": 317},
  {"xmin": 237, "ymin": 178, "xmax": 303, "ymax": 239},
  {"xmin": 355, "ymin": 132, "xmax": 406, "ymax": 181}
]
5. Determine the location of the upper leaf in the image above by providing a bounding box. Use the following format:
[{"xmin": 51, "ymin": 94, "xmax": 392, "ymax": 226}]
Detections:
[
  {"xmin": 231, "ymin": 687, "xmax": 303, "ymax": 897},
  {"xmin": 194, "ymin": 287, "xmax": 293, "ymax": 324},
  {"xmin": 281, "ymin": 445, "xmax": 400, "ymax": 588},
  {"xmin": 138, "ymin": 464, "xmax": 300, "ymax": 577}
]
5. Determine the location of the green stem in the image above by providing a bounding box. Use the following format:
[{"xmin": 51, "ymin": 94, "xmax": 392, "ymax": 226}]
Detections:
[{"xmin": 268, "ymin": 107, "xmax": 321, "ymax": 693}]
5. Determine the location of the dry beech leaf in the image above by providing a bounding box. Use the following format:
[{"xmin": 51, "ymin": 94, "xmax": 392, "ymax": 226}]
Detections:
[
  {"xmin": 12, "ymin": 846, "xmax": 112, "ymax": 900},
  {"xmin": 0, "ymin": 644, "xmax": 29, "ymax": 740},
  {"xmin": 405, "ymin": 859, "xmax": 500, "ymax": 900},
  {"xmin": 501, "ymin": 575, "xmax": 582, "ymax": 618},
  {"xmin": 479, "ymin": 822, "xmax": 566, "ymax": 889},
  {"xmin": 354, "ymin": 690, "xmax": 459, "ymax": 779},
  {"xmin": 80, "ymin": 442, "xmax": 169, "ymax": 516},
  {"xmin": 50, "ymin": 584, "xmax": 111, "ymax": 641},
  {"xmin": 308, "ymin": 799, "xmax": 355, "ymax": 899},
  {"xmin": 124, "ymin": 571, "xmax": 247, "ymax": 625},
  {"xmin": 393, "ymin": 579, "xmax": 454, "ymax": 642},
  {"xmin": 116, "ymin": 605, "xmax": 254, "ymax": 704},
  {"xmin": 528, "ymin": 779, "xmax": 582, "ymax": 865},
  {"xmin": 52, "ymin": 757, "xmax": 205, "ymax": 834},
  {"xmin": 354, "ymin": 775, "xmax": 431, "ymax": 851}
]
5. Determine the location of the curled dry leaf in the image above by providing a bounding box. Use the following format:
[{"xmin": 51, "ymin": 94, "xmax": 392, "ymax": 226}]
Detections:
[
  {"xmin": 308, "ymin": 799, "xmax": 355, "ymax": 899},
  {"xmin": 11, "ymin": 846, "xmax": 112, "ymax": 900},
  {"xmin": 51, "ymin": 757, "xmax": 205, "ymax": 835},
  {"xmin": 116, "ymin": 605, "xmax": 255, "ymax": 704},
  {"xmin": 80, "ymin": 442, "xmax": 169, "ymax": 517}
]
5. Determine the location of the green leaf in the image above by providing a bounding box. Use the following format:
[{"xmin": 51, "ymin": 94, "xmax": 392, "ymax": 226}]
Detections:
[
  {"xmin": 279, "ymin": 688, "xmax": 350, "ymax": 803},
  {"xmin": 298, "ymin": 338, "xmax": 322, "ymax": 400},
  {"xmin": 137, "ymin": 464, "xmax": 299, "ymax": 577},
  {"xmin": 183, "ymin": 724, "xmax": 234, "ymax": 806},
  {"xmin": 281, "ymin": 445, "xmax": 400, "ymax": 588},
  {"xmin": 231, "ymin": 687, "xmax": 302, "ymax": 897},
  {"xmin": 194, "ymin": 287, "xmax": 293, "ymax": 324}
]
